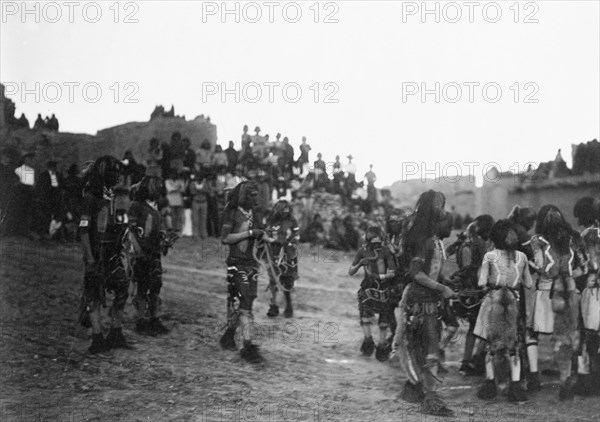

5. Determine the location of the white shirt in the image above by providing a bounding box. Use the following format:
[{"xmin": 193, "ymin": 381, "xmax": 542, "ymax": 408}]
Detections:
[
  {"xmin": 49, "ymin": 171, "xmax": 58, "ymax": 187},
  {"xmin": 344, "ymin": 163, "xmax": 357, "ymax": 175},
  {"xmin": 15, "ymin": 165, "xmax": 35, "ymax": 186}
]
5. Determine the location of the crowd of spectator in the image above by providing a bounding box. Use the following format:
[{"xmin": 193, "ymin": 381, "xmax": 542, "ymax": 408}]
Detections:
[{"xmin": 0, "ymin": 125, "xmax": 387, "ymax": 250}]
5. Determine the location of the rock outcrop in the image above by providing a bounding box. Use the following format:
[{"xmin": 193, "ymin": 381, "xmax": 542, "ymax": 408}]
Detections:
[{"xmin": 0, "ymin": 85, "xmax": 217, "ymax": 171}]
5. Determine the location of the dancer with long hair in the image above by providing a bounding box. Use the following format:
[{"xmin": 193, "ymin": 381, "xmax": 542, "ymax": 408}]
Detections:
[
  {"xmin": 526, "ymin": 205, "xmax": 586, "ymax": 399},
  {"xmin": 573, "ymin": 197, "xmax": 600, "ymax": 396},
  {"xmin": 393, "ymin": 190, "xmax": 456, "ymax": 417},
  {"xmin": 474, "ymin": 219, "xmax": 533, "ymax": 402}
]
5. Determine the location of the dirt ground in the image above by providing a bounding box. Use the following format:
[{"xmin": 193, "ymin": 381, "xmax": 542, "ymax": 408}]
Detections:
[{"xmin": 1, "ymin": 236, "xmax": 599, "ymax": 422}]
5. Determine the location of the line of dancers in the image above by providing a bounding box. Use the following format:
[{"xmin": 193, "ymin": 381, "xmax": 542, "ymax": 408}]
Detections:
[{"xmin": 350, "ymin": 190, "xmax": 600, "ymax": 417}]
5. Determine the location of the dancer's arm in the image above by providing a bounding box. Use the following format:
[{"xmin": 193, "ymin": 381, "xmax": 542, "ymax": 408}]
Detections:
[{"xmin": 478, "ymin": 253, "xmax": 491, "ymax": 287}]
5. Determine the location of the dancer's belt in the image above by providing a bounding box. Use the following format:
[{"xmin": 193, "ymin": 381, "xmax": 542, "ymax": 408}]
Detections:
[
  {"xmin": 488, "ymin": 285, "xmax": 520, "ymax": 300},
  {"xmin": 363, "ymin": 288, "xmax": 390, "ymax": 303},
  {"xmin": 537, "ymin": 279, "xmax": 553, "ymax": 291}
]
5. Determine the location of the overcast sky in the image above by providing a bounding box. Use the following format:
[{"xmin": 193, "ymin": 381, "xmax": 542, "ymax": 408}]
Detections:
[{"xmin": 1, "ymin": 0, "xmax": 599, "ymax": 186}]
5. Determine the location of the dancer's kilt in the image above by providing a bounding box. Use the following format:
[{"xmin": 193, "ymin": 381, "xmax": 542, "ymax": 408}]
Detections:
[{"xmin": 357, "ymin": 278, "xmax": 394, "ymax": 325}]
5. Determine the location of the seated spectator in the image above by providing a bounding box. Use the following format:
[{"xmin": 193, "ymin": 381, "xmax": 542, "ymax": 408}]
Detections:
[
  {"xmin": 302, "ymin": 213, "xmax": 326, "ymax": 246},
  {"xmin": 343, "ymin": 215, "xmax": 360, "ymax": 250},
  {"xmin": 327, "ymin": 216, "xmax": 346, "ymax": 250},
  {"xmin": 273, "ymin": 176, "xmax": 289, "ymax": 201},
  {"xmin": 62, "ymin": 164, "xmax": 84, "ymax": 241}
]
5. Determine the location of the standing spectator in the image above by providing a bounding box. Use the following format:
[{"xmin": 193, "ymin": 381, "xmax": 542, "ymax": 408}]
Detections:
[
  {"xmin": 332, "ymin": 155, "xmax": 344, "ymax": 195},
  {"xmin": 169, "ymin": 131, "xmax": 185, "ymax": 172},
  {"xmin": 225, "ymin": 141, "xmax": 238, "ymax": 174},
  {"xmin": 160, "ymin": 140, "xmax": 172, "ymax": 179},
  {"xmin": 0, "ymin": 148, "xmax": 18, "ymax": 235},
  {"xmin": 14, "ymin": 152, "xmax": 37, "ymax": 237},
  {"xmin": 215, "ymin": 173, "xmax": 228, "ymax": 236},
  {"xmin": 313, "ymin": 153, "xmax": 328, "ymax": 191},
  {"xmin": 37, "ymin": 160, "xmax": 62, "ymax": 237},
  {"xmin": 282, "ymin": 136, "xmax": 295, "ymax": 174},
  {"xmin": 33, "ymin": 114, "xmax": 44, "ymax": 130},
  {"xmin": 206, "ymin": 175, "xmax": 221, "ymax": 237},
  {"xmin": 48, "ymin": 114, "xmax": 59, "ymax": 131},
  {"xmin": 344, "ymin": 155, "xmax": 357, "ymax": 199},
  {"xmin": 181, "ymin": 169, "xmax": 193, "ymax": 237},
  {"xmin": 252, "ymin": 126, "xmax": 267, "ymax": 161},
  {"xmin": 182, "ymin": 138, "xmax": 196, "ymax": 171},
  {"xmin": 256, "ymin": 166, "xmax": 273, "ymax": 212},
  {"xmin": 165, "ymin": 170, "xmax": 185, "ymax": 232},
  {"xmin": 364, "ymin": 164, "xmax": 377, "ymax": 204},
  {"xmin": 189, "ymin": 173, "xmax": 209, "ymax": 240},
  {"xmin": 272, "ymin": 133, "xmax": 283, "ymax": 152},
  {"xmin": 196, "ymin": 138, "xmax": 214, "ymax": 178},
  {"xmin": 298, "ymin": 136, "xmax": 311, "ymax": 174},
  {"xmin": 238, "ymin": 147, "xmax": 257, "ymax": 176},
  {"xmin": 16, "ymin": 113, "xmax": 29, "ymax": 129},
  {"xmin": 146, "ymin": 138, "xmax": 163, "ymax": 178},
  {"xmin": 241, "ymin": 125, "xmax": 252, "ymax": 154},
  {"xmin": 213, "ymin": 144, "xmax": 228, "ymax": 174}
]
